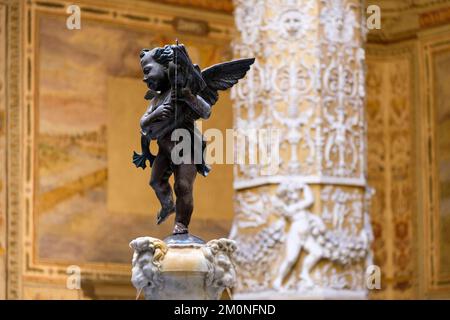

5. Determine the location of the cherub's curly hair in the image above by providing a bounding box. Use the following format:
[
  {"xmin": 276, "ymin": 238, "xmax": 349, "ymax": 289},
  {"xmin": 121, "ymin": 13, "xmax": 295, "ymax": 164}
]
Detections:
[{"xmin": 140, "ymin": 45, "xmax": 173, "ymax": 65}]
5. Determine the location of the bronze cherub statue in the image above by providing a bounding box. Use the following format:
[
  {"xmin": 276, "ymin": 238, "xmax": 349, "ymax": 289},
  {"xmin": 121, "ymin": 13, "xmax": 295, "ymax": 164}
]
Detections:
[{"xmin": 133, "ymin": 42, "xmax": 254, "ymax": 236}]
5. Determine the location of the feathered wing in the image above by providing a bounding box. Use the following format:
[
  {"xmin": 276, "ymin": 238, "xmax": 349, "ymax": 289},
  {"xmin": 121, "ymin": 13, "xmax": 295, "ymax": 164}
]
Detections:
[{"xmin": 199, "ymin": 58, "xmax": 255, "ymax": 106}]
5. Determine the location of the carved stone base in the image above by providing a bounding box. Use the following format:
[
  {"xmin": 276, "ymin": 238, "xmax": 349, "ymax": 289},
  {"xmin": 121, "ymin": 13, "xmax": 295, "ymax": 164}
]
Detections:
[{"xmin": 130, "ymin": 235, "xmax": 236, "ymax": 300}]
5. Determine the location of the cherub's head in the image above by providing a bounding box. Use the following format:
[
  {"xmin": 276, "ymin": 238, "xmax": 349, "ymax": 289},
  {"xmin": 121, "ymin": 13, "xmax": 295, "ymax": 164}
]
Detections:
[{"xmin": 140, "ymin": 46, "xmax": 173, "ymax": 92}]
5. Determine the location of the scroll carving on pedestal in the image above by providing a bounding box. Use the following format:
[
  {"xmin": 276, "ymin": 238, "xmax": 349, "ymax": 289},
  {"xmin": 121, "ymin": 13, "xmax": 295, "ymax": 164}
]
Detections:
[
  {"xmin": 202, "ymin": 239, "xmax": 237, "ymax": 299},
  {"xmin": 130, "ymin": 237, "xmax": 168, "ymax": 299}
]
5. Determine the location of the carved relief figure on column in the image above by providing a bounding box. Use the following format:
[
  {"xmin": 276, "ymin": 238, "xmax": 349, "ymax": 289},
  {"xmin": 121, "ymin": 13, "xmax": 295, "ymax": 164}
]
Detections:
[{"xmin": 273, "ymin": 181, "xmax": 317, "ymax": 288}]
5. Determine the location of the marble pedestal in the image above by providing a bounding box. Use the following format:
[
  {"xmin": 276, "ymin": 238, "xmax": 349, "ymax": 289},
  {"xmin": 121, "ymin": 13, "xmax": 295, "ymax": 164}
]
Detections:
[{"xmin": 130, "ymin": 234, "xmax": 236, "ymax": 300}]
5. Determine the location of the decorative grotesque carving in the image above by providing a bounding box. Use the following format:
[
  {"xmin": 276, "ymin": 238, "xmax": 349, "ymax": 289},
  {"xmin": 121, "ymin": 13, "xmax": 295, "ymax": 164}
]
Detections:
[
  {"xmin": 232, "ymin": 0, "xmax": 366, "ymax": 183},
  {"xmin": 234, "ymin": 0, "xmax": 264, "ymax": 52},
  {"xmin": 130, "ymin": 237, "xmax": 168, "ymax": 299},
  {"xmin": 202, "ymin": 238, "xmax": 237, "ymax": 299},
  {"xmin": 320, "ymin": 1, "xmax": 357, "ymax": 43}
]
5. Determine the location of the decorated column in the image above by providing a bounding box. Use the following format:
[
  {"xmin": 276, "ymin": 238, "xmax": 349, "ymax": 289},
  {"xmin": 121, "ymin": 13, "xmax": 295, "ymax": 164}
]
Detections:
[{"xmin": 230, "ymin": 0, "xmax": 373, "ymax": 299}]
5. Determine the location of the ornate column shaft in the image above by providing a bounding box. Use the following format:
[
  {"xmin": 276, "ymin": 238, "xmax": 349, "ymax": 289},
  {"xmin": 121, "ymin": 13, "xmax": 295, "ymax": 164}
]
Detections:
[{"xmin": 230, "ymin": 0, "xmax": 373, "ymax": 299}]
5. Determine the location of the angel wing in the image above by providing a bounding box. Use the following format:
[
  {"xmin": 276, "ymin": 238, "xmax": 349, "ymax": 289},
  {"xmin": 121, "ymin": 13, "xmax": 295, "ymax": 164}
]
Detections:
[{"xmin": 199, "ymin": 58, "xmax": 255, "ymax": 106}]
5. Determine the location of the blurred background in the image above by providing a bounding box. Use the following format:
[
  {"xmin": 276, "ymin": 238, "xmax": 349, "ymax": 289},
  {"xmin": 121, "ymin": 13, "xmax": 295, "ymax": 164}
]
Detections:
[{"xmin": 0, "ymin": 0, "xmax": 449, "ymax": 299}]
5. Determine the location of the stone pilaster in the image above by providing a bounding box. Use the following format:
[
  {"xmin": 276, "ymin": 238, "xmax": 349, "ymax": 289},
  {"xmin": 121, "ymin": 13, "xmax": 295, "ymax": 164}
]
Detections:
[
  {"xmin": 130, "ymin": 237, "xmax": 236, "ymax": 300},
  {"xmin": 230, "ymin": 0, "xmax": 373, "ymax": 299},
  {"xmin": 0, "ymin": 2, "xmax": 6, "ymax": 300}
]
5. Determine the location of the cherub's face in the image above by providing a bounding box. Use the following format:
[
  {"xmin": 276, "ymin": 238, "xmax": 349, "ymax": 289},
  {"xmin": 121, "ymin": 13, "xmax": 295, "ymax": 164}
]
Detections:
[{"xmin": 140, "ymin": 53, "xmax": 168, "ymax": 92}]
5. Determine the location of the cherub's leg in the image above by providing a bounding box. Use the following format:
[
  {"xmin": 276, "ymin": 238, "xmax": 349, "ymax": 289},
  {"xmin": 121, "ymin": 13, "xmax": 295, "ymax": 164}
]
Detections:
[
  {"xmin": 172, "ymin": 164, "xmax": 197, "ymax": 234},
  {"xmin": 149, "ymin": 152, "xmax": 175, "ymax": 224},
  {"xmin": 273, "ymin": 221, "xmax": 303, "ymax": 289}
]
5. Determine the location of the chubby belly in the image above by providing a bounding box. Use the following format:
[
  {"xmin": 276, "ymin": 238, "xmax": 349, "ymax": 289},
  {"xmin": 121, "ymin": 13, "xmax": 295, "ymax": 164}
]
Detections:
[{"xmin": 141, "ymin": 117, "xmax": 173, "ymax": 140}]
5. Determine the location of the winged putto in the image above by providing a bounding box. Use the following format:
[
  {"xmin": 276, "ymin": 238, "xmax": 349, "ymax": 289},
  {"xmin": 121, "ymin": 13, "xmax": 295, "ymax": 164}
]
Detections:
[{"xmin": 133, "ymin": 43, "xmax": 255, "ymax": 236}]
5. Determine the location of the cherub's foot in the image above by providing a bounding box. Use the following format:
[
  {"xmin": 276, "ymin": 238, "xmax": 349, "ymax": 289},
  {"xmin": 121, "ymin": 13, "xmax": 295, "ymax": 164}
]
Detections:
[
  {"xmin": 156, "ymin": 205, "xmax": 175, "ymax": 225},
  {"xmin": 172, "ymin": 222, "xmax": 188, "ymax": 235}
]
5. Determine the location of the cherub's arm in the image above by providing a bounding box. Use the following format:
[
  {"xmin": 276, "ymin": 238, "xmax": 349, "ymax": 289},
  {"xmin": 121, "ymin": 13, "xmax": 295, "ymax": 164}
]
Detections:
[
  {"xmin": 285, "ymin": 184, "xmax": 314, "ymax": 212},
  {"xmin": 140, "ymin": 104, "xmax": 162, "ymax": 127},
  {"xmin": 134, "ymin": 104, "xmax": 160, "ymax": 170},
  {"xmin": 140, "ymin": 104, "xmax": 173, "ymax": 131},
  {"xmin": 140, "ymin": 104, "xmax": 155, "ymax": 128},
  {"xmin": 195, "ymin": 95, "xmax": 211, "ymax": 119},
  {"xmin": 140, "ymin": 110, "xmax": 155, "ymax": 128},
  {"xmin": 139, "ymin": 134, "xmax": 151, "ymax": 157}
]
